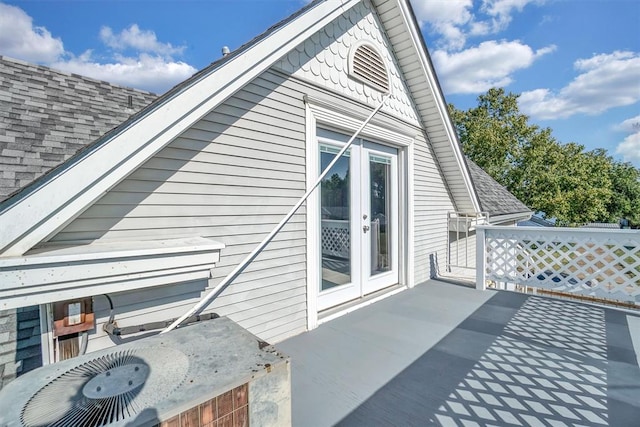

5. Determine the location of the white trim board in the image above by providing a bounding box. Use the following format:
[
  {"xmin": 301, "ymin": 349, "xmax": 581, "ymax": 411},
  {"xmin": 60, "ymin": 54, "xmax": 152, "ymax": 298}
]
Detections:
[
  {"xmin": 0, "ymin": 237, "xmax": 224, "ymax": 310},
  {"xmin": 304, "ymin": 94, "xmax": 417, "ymax": 145},
  {"xmin": 0, "ymin": 0, "xmax": 482, "ymax": 258},
  {"xmin": 0, "ymin": 0, "xmax": 360, "ymax": 257},
  {"xmin": 304, "ymin": 97, "xmax": 414, "ymax": 327}
]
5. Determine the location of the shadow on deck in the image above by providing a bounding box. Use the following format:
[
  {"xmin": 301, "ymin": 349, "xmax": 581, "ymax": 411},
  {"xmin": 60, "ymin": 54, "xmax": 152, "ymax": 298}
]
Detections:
[{"xmin": 278, "ymin": 279, "xmax": 640, "ymax": 426}]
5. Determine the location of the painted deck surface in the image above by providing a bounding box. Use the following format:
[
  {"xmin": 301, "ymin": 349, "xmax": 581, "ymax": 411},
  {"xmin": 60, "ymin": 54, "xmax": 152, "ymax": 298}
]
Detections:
[{"xmin": 278, "ymin": 280, "xmax": 640, "ymax": 426}]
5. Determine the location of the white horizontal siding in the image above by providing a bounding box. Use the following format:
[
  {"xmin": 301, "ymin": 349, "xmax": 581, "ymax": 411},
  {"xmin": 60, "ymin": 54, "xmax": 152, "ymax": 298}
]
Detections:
[
  {"xmin": 87, "ymin": 277, "xmax": 308, "ymax": 352},
  {"xmin": 45, "ymin": 10, "xmax": 468, "ymax": 349},
  {"xmin": 412, "ymin": 133, "xmax": 456, "ymax": 284},
  {"xmin": 87, "ymin": 278, "xmax": 209, "ymax": 352},
  {"xmin": 51, "ymin": 69, "xmax": 310, "ymax": 343}
]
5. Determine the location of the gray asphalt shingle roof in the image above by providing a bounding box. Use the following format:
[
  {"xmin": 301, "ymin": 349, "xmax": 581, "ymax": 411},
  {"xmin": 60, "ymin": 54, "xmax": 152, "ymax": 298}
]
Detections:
[
  {"xmin": 0, "ymin": 52, "xmax": 528, "ymax": 220},
  {"xmin": 466, "ymin": 158, "xmax": 530, "ymax": 217},
  {"xmin": 0, "ymin": 0, "xmax": 320, "ymax": 206},
  {"xmin": 0, "ymin": 56, "xmax": 157, "ymax": 202}
]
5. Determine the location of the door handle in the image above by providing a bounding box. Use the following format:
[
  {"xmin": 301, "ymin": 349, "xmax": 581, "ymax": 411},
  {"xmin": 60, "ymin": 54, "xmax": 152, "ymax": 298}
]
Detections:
[{"xmin": 363, "ymin": 225, "xmax": 370, "ymax": 233}]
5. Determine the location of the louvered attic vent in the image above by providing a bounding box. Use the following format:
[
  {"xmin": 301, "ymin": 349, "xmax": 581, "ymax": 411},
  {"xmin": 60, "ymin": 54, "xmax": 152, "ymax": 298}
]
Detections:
[{"xmin": 351, "ymin": 44, "xmax": 389, "ymax": 92}]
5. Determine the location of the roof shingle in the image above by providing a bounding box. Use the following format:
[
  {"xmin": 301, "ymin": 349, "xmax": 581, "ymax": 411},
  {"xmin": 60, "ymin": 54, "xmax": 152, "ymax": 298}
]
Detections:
[
  {"xmin": 0, "ymin": 56, "xmax": 157, "ymax": 201},
  {"xmin": 466, "ymin": 158, "xmax": 530, "ymax": 217},
  {"xmin": 0, "ymin": 54, "xmax": 529, "ymax": 221}
]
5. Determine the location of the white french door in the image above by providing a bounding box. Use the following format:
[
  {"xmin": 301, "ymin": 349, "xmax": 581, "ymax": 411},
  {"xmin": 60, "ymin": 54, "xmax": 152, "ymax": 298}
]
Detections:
[{"xmin": 317, "ymin": 130, "xmax": 399, "ymax": 311}]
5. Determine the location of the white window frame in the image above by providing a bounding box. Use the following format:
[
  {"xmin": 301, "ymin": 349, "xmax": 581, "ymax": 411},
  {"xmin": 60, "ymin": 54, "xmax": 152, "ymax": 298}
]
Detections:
[{"xmin": 305, "ymin": 97, "xmax": 415, "ymax": 330}]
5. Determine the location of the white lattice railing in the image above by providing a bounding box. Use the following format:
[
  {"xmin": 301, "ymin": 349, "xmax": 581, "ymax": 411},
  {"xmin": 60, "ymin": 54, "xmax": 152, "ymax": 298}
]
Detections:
[
  {"xmin": 322, "ymin": 219, "xmax": 350, "ymax": 259},
  {"xmin": 476, "ymin": 225, "xmax": 640, "ymax": 305}
]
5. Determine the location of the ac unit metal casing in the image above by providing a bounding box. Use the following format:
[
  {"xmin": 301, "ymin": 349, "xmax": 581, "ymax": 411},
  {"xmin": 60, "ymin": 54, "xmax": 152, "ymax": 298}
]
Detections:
[{"xmin": 0, "ymin": 317, "xmax": 291, "ymax": 426}]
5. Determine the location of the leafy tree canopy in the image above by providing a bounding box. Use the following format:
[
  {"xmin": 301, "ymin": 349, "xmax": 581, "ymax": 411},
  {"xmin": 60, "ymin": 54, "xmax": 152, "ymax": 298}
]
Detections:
[{"xmin": 449, "ymin": 88, "xmax": 640, "ymax": 226}]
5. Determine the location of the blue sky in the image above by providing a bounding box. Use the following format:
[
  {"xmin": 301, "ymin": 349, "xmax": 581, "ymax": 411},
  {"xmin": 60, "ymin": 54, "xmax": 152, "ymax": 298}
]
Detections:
[{"xmin": 1, "ymin": 0, "xmax": 638, "ymax": 166}]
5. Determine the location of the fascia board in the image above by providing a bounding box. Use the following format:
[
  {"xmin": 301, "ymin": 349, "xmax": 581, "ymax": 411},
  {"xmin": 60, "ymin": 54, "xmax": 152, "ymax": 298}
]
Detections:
[
  {"xmin": 392, "ymin": 0, "xmax": 482, "ymax": 213},
  {"xmin": 0, "ymin": 0, "xmax": 358, "ymax": 257},
  {"xmin": 0, "ymin": 237, "xmax": 224, "ymax": 310},
  {"xmin": 0, "ymin": 237, "xmax": 224, "ymax": 267},
  {"xmin": 488, "ymin": 211, "xmax": 535, "ymax": 225}
]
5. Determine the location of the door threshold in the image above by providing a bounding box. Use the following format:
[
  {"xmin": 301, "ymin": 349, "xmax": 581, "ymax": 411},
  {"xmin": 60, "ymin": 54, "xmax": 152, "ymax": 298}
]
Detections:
[{"xmin": 318, "ymin": 284, "xmax": 406, "ymax": 325}]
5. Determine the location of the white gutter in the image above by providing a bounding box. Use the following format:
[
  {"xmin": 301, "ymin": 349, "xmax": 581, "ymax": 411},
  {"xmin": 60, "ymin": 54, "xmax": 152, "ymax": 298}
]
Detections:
[{"xmin": 488, "ymin": 211, "xmax": 534, "ymax": 225}]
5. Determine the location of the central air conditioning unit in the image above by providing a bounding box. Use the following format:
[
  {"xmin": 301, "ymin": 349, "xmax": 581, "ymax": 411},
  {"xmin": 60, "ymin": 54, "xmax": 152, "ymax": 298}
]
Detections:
[{"xmin": 0, "ymin": 317, "xmax": 291, "ymax": 427}]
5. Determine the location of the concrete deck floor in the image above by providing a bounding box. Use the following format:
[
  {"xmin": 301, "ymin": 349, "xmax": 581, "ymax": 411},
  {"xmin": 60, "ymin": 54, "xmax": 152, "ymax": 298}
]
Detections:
[{"xmin": 278, "ymin": 280, "xmax": 640, "ymax": 426}]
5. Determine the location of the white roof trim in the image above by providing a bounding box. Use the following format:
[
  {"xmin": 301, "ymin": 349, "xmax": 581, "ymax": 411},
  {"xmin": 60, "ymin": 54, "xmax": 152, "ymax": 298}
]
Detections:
[
  {"xmin": 0, "ymin": 237, "xmax": 224, "ymax": 310},
  {"xmin": 0, "ymin": 0, "xmax": 481, "ymax": 256},
  {"xmin": 305, "ymin": 94, "xmax": 417, "ymax": 146},
  {"xmin": 0, "ymin": 0, "xmax": 359, "ymax": 257},
  {"xmin": 488, "ymin": 211, "xmax": 534, "ymax": 225},
  {"xmin": 391, "ymin": 0, "xmax": 481, "ymax": 214}
]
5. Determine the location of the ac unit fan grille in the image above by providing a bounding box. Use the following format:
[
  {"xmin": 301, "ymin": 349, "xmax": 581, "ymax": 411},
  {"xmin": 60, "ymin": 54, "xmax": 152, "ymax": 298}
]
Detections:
[{"xmin": 21, "ymin": 347, "xmax": 189, "ymax": 427}]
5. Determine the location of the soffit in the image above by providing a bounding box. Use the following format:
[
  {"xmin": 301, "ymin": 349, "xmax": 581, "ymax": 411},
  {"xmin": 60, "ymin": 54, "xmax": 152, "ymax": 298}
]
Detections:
[{"xmin": 371, "ymin": 0, "xmax": 479, "ymax": 213}]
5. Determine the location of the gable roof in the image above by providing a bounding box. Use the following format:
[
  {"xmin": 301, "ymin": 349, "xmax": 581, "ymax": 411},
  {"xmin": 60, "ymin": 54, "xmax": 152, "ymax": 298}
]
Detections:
[
  {"xmin": 466, "ymin": 158, "xmax": 531, "ymax": 220},
  {"xmin": 0, "ymin": 0, "xmax": 480, "ymax": 256},
  {"xmin": 0, "ymin": 1, "xmax": 329, "ymax": 206},
  {"xmin": 0, "ymin": 56, "xmax": 157, "ymax": 202}
]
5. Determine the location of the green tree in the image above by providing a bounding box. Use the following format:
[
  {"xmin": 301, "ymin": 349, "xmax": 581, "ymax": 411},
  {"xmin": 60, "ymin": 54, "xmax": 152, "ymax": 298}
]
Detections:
[
  {"xmin": 448, "ymin": 88, "xmax": 527, "ymax": 187},
  {"xmin": 606, "ymin": 161, "xmax": 640, "ymax": 224},
  {"xmin": 449, "ymin": 88, "xmax": 640, "ymax": 225}
]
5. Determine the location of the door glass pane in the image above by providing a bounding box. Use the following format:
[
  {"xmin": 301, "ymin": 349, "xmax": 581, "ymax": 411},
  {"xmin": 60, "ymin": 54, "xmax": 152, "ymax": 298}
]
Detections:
[
  {"xmin": 320, "ymin": 145, "xmax": 351, "ymax": 291},
  {"xmin": 370, "ymin": 154, "xmax": 391, "ymax": 276}
]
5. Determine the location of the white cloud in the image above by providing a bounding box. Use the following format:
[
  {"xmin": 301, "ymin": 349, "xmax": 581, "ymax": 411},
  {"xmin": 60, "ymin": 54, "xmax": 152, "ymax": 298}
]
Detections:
[
  {"xmin": 519, "ymin": 51, "xmax": 640, "ymax": 120},
  {"xmin": 0, "ymin": 2, "xmax": 63, "ymax": 62},
  {"xmin": 410, "ymin": 0, "xmax": 544, "ymax": 50},
  {"xmin": 411, "ymin": 0, "xmax": 474, "ymax": 27},
  {"xmin": 411, "ymin": 0, "xmax": 474, "ymax": 50},
  {"xmin": 51, "ymin": 53, "xmax": 196, "ymax": 94},
  {"xmin": 100, "ymin": 25, "xmax": 185, "ymax": 56},
  {"xmin": 479, "ymin": 0, "xmax": 546, "ymax": 33},
  {"xmin": 615, "ymin": 115, "xmax": 640, "ymax": 133},
  {"xmin": 432, "ymin": 40, "xmax": 555, "ymax": 94},
  {"xmin": 0, "ymin": 3, "xmax": 196, "ymax": 93},
  {"xmin": 616, "ymin": 132, "xmax": 640, "ymax": 166},
  {"xmin": 614, "ymin": 115, "xmax": 640, "ymax": 166}
]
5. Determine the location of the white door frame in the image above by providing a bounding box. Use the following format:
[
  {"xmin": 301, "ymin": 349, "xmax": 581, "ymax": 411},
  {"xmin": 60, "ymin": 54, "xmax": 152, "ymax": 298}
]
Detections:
[
  {"xmin": 314, "ymin": 136, "xmax": 399, "ymax": 311},
  {"xmin": 360, "ymin": 141, "xmax": 399, "ymax": 296},
  {"xmin": 305, "ymin": 100, "xmax": 415, "ymax": 330}
]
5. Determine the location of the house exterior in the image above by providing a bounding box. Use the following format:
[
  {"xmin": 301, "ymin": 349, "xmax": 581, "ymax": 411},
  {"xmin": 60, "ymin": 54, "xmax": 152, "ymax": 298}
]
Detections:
[
  {"xmin": 0, "ymin": 0, "xmax": 530, "ymax": 387},
  {"xmin": 446, "ymin": 159, "xmax": 531, "ymax": 274},
  {"xmin": 0, "ymin": 57, "xmax": 158, "ymax": 386},
  {"xmin": 466, "ymin": 159, "xmax": 531, "ymax": 226}
]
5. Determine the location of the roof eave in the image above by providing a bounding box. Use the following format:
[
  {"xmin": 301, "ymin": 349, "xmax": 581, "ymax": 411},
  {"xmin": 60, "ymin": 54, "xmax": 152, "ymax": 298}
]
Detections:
[
  {"xmin": 383, "ymin": 0, "xmax": 481, "ymax": 213},
  {"xmin": 488, "ymin": 211, "xmax": 534, "ymax": 225},
  {"xmin": 0, "ymin": 0, "xmax": 359, "ymax": 257}
]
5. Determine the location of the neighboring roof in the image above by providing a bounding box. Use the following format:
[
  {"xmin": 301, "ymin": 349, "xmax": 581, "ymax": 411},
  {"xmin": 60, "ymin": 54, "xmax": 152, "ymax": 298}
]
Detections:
[
  {"xmin": 466, "ymin": 158, "xmax": 531, "ymax": 219},
  {"xmin": 580, "ymin": 222, "xmax": 620, "ymax": 229},
  {"xmin": 0, "ymin": 56, "xmax": 157, "ymax": 202},
  {"xmin": 0, "ymin": 0, "xmax": 480, "ymax": 256},
  {"xmin": 518, "ymin": 214, "xmax": 555, "ymax": 227}
]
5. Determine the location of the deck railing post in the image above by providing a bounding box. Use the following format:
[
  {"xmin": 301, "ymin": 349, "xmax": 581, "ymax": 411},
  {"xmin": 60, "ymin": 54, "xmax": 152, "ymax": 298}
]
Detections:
[{"xmin": 476, "ymin": 226, "xmax": 486, "ymax": 290}]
